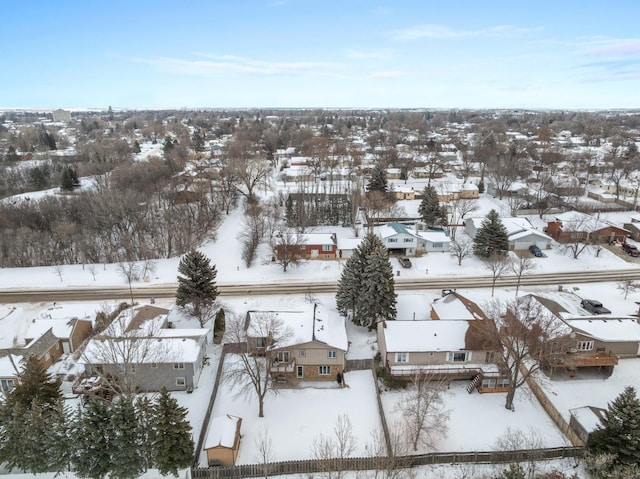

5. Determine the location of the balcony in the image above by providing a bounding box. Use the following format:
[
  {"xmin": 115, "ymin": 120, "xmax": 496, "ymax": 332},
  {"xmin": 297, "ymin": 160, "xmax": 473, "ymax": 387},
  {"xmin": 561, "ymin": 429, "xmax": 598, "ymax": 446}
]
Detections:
[
  {"xmin": 547, "ymin": 351, "xmax": 619, "ymax": 371},
  {"xmin": 271, "ymin": 360, "xmax": 295, "ymax": 374}
]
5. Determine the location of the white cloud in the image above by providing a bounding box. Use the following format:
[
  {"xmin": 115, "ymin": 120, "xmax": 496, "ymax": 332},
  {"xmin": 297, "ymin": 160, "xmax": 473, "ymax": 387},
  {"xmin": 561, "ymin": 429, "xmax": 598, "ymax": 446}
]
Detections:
[
  {"xmin": 388, "ymin": 23, "xmax": 542, "ymax": 42},
  {"xmin": 129, "ymin": 53, "xmax": 344, "ymax": 77}
]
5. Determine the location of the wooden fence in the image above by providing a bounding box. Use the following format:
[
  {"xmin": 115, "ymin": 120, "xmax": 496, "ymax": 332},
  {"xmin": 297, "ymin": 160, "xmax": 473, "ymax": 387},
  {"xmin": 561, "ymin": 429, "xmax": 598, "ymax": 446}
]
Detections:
[
  {"xmin": 345, "ymin": 358, "xmax": 374, "ymax": 371},
  {"xmin": 191, "ymin": 446, "xmax": 583, "ymax": 478}
]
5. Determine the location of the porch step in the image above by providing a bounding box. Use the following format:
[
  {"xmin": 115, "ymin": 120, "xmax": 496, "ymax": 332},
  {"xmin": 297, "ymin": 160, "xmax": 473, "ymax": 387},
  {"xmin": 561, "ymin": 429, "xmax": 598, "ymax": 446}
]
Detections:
[{"xmin": 467, "ymin": 374, "xmax": 481, "ymax": 393}]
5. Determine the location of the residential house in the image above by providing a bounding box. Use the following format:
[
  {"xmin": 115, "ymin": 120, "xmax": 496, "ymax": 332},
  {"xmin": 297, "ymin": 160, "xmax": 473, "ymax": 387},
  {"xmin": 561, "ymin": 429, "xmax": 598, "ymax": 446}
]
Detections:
[
  {"xmin": 80, "ymin": 305, "xmax": 208, "ymax": 392},
  {"xmin": 245, "ymin": 304, "xmax": 348, "ymax": 382},
  {"xmin": 25, "ymin": 316, "xmax": 92, "ymax": 355},
  {"xmin": 391, "ymin": 185, "xmax": 416, "ymax": 200},
  {"xmin": 544, "ymin": 211, "xmax": 629, "ymax": 244},
  {"xmin": 376, "ymin": 319, "xmax": 507, "ymax": 393},
  {"xmin": 204, "ymin": 414, "xmax": 243, "ymax": 466},
  {"xmin": 0, "ymin": 353, "xmax": 22, "ymax": 394},
  {"xmin": 464, "ymin": 216, "xmax": 553, "ymax": 251},
  {"xmin": 275, "ymin": 232, "xmax": 338, "ymax": 261},
  {"xmin": 336, "ymin": 237, "xmax": 362, "ymax": 260},
  {"xmin": 430, "ymin": 291, "xmax": 488, "ymax": 321},
  {"xmin": 416, "ymin": 228, "xmax": 450, "ymax": 253},
  {"xmin": 379, "ymin": 222, "xmax": 451, "ymax": 255}
]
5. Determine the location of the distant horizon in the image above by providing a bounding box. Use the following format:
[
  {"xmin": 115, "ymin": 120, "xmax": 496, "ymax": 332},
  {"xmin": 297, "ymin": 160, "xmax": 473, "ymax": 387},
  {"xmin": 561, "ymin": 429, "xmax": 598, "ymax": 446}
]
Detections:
[{"xmin": 2, "ymin": 0, "xmax": 639, "ymax": 111}]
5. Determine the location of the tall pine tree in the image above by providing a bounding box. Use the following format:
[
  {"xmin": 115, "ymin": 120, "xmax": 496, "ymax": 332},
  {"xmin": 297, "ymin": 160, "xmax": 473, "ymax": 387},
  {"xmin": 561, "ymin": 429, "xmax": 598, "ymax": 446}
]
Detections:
[
  {"xmin": 590, "ymin": 386, "xmax": 640, "ymax": 465},
  {"xmin": 151, "ymin": 388, "xmax": 194, "ymax": 476},
  {"xmin": 356, "ymin": 241, "xmax": 397, "ymax": 329},
  {"xmin": 473, "ymin": 209, "xmax": 509, "ymax": 258},
  {"xmin": 110, "ymin": 398, "xmax": 145, "ymax": 479},
  {"xmin": 71, "ymin": 400, "xmax": 113, "ymax": 479},
  {"xmin": 418, "ymin": 185, "xmax": 448, "ymax": 227},
  {"xmin": 336, "ymin": 233, "xmax": 397, "ymax": 329},
  {"xmin": 176, "ymin": 250, "xmax": 219, "ymax": 320},
  {"xmin": 367, "ymin": 164, "xmax": 388, "ymax": 193}
]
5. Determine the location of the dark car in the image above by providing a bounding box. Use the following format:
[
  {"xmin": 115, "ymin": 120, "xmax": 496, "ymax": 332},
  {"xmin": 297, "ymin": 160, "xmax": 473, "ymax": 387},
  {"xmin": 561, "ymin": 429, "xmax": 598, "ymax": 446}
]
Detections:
[
  {"xmin": 399, "ymin": 257, "xmax": 412, "ymax": 268},
  {"xmin": 622, "ymin": 242, "xmax": 640, "ymax": 257},
  {"xmin": 580, "ymin": 299, "xmax": 611, "ymax": 315},
  {"xmin": 528, "ymin": 244, "xmax": 543, "ymax": 257}
]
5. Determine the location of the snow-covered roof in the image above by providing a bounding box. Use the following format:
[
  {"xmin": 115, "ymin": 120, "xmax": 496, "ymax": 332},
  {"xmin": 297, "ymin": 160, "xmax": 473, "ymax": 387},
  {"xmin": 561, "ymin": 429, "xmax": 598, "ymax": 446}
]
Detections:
[
  {"xmin": 378, "ymin": 223, "xmax": 416, "ymax": 238},
  {"xmin": 508, "ymin": 229, "xmax": 552, "ymax": 242},
  {"xmin": 300, "ymin": 233, "xmax": 336, "ymax": 245},
  {"xmin": 0, "ymin": 353, "xmax": 22, "ymax": 377},
  {"xmin": 248, "ymin": 305, "xmax": 348, "ymax": 351},
  {"xmin": 25, "ymin": 317, "xmax": 80, "ymax": 341},
  {"xmin": 336, "ymin": 237, "xmax": 362, "ymax": 251},
  {"xmin": 81, "ymin": 335, "xmax": 203, "ymax": 364},
  {"xmin": 431, "ymin": 294, "xmax": 476, "ymax": 320},
  {"xmin": 417, "ymin": 229, "xmax": 450, "ymax": 243},
  {"xmin": 569, "ymin": 406, "xmax": 604, "ymax": 433},
  {"xmin": 564, "ymin": 317, "xmax": 640, "ymax": 342},
  {"xmin": 381, "ymin": 320, "xmax": 469, "ymax": 352},
  {"xmin": 205, "ymin": 414, "xmax": 241, "ymax": 449}
]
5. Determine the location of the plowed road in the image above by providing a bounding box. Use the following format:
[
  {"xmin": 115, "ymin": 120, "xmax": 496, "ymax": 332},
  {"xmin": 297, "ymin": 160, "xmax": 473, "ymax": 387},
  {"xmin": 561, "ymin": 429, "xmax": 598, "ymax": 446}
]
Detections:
[{"xmin": 0, "ymin": 268, "xmax": 639, "ymax": 302}]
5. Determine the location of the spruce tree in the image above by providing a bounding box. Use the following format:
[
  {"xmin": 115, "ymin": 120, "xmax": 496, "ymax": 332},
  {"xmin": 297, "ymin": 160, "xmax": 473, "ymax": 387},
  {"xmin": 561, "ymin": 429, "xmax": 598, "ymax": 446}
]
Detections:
[
  {"xmin": 590, "ymin": 386, "xmax": 640, "ymax": 465},
  {"xmin": 176, "ymin": 250, "xmax": 219, "ymax": 319},
  {"xmin": 136, "ymin": 396, "xmax": 156, "ymax": 471},
  {"xmin": 473, "ymin": 209, "xmax": 509, "ymax": 258},
  {"xmin": 214, "ymin": 308, "xmax": 226, "ymax": 343},
  {"xmin": 418, "ymin": 185, "xmax": 448, "ymax": 227},
  {"xmin": 10, "ymin": 355, "xmax": 62, "ymax": 409},
  {"xmin": 151, "ymin": 388, "xmax": 194, "ymax": 476},
  {"xmin": 356, "ymin": 242, "xmax": 397, "ymax": 329},
  {"xmin": 110, "ymin": 398, "xmax": 145, "ymax": 479},
  {"xmin": 367, "ymin": 164, "xmax": 388, "ymax": 193},
  {"xmin": 336, "ymin": 244, "xmax": 365, "ymax": 320},
  {"xmin": 71, "ymin": 400, "xmax": 113, "ymax": 479}
]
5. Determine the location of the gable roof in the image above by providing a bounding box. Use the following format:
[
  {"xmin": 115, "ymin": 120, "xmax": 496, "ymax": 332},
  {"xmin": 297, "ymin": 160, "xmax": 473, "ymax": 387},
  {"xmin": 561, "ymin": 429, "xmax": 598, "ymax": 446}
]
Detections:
[
  {"xmin": 205, "ymin": 415, "xmax": 242, "ymax": 450},
  {"xmin": 564, "ymin": 317, "xmax": 640, "ymax": 342},
  {"xmin": 431, "ymin": 292, "xmax": 487, "ymax": 321},
  {"xmin": 381, "ymin": 320, "xmax": 470, "ymax": 352}
]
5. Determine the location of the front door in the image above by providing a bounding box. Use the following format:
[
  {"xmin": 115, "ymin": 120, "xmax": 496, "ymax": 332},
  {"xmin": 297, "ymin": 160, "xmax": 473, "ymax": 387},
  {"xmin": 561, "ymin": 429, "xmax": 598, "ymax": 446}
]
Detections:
[{"xmin": 297, "ymin": 366, "xmax": 303, "ymax": 378}]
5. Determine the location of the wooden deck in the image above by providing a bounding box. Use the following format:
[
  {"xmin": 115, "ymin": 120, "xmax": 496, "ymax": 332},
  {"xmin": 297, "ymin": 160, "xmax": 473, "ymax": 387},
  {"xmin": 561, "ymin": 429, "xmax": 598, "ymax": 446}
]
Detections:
[{"xmin": 547, "ymin": 351, "xmax": 619, "ymax": 371}]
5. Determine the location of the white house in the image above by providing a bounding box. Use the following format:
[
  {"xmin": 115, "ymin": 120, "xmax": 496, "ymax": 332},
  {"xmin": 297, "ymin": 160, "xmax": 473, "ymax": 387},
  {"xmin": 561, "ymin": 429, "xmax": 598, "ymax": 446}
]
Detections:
[
  {"xmin": 378, "ymin": 222, "xmax": 451, "ymax": 256},
  {"xmin": 464, "ymin": 216, "xmax": 552, "ymax": 251}
]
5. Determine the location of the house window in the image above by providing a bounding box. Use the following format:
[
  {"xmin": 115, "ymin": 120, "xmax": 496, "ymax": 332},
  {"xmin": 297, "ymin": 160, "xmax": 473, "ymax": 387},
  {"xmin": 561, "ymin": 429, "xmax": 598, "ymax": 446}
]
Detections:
[
  {"xmin": 176, "ymin": 377, "xmax": 186, "ymax": 387},
  {"xmin": 318, "ymin": 366, "xmax": 331, "ymax": 375},
  {"xmin": 404, "ymin": 238, "xmax": 413, "ymax": 243},
  {"xmin": 130, "ymin": 364, "xmax": 137, "ymax": 374},
  {"xmin": 173, "ymin": 362, "xmax": 185, "ymax": 370},
  {"xmin": 299, "ymin": 349, "xmax": 306, "ymax": 357},
  {"xmin": 447, "ymin": 352, "xmax": 470, "ymax": 362},
  {"xmin": 151, "ymin": 362, "xmax": 158, "ymax": 368},
  {"xmin": 432, "ymin": 242, "xmax": 443, "ymax": 248},
  {"xmin": 482, "ymin": 379, "xmax": 497, "ymax": 388},
  {"xmin": 297, "ymin": 366, "xmax": 304, "ymax": 378},
  {"xmin": 576, "ymin": 341, "xmax": 594, "ymax": 351},
  {"xmin": 276, "ymin": 351, "xmax": 290, "ymax": 362},
  {"xmin": 0, "ymin": 379, "xmax": 15, "ymax": 393},
  {"xmin": 328, "ymin": 350, "xmax": 336, "ymax": 359},
  {"xmin": 395, "ymin": 352, "xmax": 409, "ymax": 363},
  {"xmin": 498, "ymin": 378, "xmax": 510, "ymax": 388},
  {"xmin": 256, "ymin": 337, "xmax": 267, "ymax": 348},
  {"xmin": 388, "ymin": 238, "xmax": 398, "ymax": 243},
  {"xmin": 322, "ymin": 244, "xmax": 332, "ymax": 252}
]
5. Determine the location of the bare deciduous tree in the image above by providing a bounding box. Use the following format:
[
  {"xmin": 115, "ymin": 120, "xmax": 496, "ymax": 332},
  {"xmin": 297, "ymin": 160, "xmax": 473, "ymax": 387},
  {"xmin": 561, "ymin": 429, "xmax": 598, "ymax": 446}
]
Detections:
[
  {"xmin": 269, "ymin": 229, "xmax": 307, "ymax": 272},
  {"xmin": 396, "ymin": 372, "xmax": 451, "ymax": 451},
  {"xmin": 118, "ymin": 261, "xmax": 142, "ymax": 305},
  {"xmin": 481, "ymin": 297, "xmax": 572, "ymax": 410},
  {"xmin": 224, "ymin": 312, "xmax": 292, "ymax": 417},
  {"xmin": 364, "ymin": 423, "xmax": 415, "ymax": 479},
  {"xmin": 254, "ymin": 427, "xmax": 274, "ymax": 479},
  {"xmin": 311, "ymin": 413, "xmax": 357, "ymax": 479},
  {"xmin": 493, "ymin": 426, "xmax": 545, "ymax": 479},
  {"xmin": 617, "ymin": 277, "xmax": 639, "ymax": 300},
  {"xmin": 449, "ymin": 237, "xmax": 474, "ymax": 266},
  {"xmin": 483, "ymin": 254, "xmax": 513, "ymax": 297},
  {"xmin": 511, "ymin": 254, "xmax": 537, "ymax": 297}
]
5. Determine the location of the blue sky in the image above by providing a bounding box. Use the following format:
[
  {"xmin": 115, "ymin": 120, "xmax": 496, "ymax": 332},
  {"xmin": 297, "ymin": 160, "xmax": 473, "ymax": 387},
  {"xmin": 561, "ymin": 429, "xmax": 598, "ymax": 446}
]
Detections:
[{"xmin": 2, "ymin": 1, "xmax": 640, "ymax": 110}]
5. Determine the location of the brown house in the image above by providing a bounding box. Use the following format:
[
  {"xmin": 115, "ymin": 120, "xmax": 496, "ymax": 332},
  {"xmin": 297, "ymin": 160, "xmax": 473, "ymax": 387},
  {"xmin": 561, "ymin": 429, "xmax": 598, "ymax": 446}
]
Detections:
[
  {"xmin": 377, "ymin": 319, "xmax": 507, "ymax": 393},
  {"xmin": 545, "ymin": 212, "xmax": 629, "ymax": 244},
  {"xmin": 204, "ymin": 414, "xmax": 242, "ymax": 466},
  {"xmin": 245, "ymin": 305, "xmax": 348, "ymax": 382},
  {"xmin": 275, "ymin": 232, "xmax": 338, "ymax": 260}
]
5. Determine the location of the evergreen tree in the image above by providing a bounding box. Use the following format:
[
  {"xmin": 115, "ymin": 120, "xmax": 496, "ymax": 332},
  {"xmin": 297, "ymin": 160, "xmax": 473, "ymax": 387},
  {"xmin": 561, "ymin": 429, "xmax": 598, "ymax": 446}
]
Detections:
[
  {"xmin": 136, "ymin": 396, "xmax": 156, "ymax": 471},
  {"xmin": 356, "ymin": 241, "xmax": 397, "ymax": 329},
  {"xmin": 214, "ymin": 308, "xmax": 226, "ymax": 343},
  {"xmin": 4, "ymin": 145, "xmax": 19, "ymax": 162},
  {"xmin": 473, "ymin": 209, "xmax": 509, "ymax": 258},
  {"xmin": 590, "ymin": 386, "xmax": 640, "ymax": 465},
  {"xmin": 336, "ymin": 234, "xmax": 397, "ymax": 329},
  {"xmin": 132, "ymin": 140, "xmax": 141, "ymax": 153},
  {"xmin": 60, "ymin": 165, "xmax": 79, "ymax": 191},
  {"xmin": 367, "ymin": 164, "xmax": 388, "ymax": 193},
  {"xmin": 418, "ymin": 185, "xmax": 448, "ymax": 227},
  {"xmin": 71, "ymin": 400, "xmax": 113, "ymax": 479},
  {"xmin": 10, "ymin": 355, "xmax": 61, "ymax": 409},
  {"xmin": 110, "ymin": 398, "xmax": 145, "ymax": 479},
  {"xmin": 191, "ymin": 129, "xmax": 205, "ymax": 152},
  {"xmin": 151, "ymin": 388, "xmax": 194, "ymax": 476},
  {"xmin": 176, "ymin": 250, "xmax": 219, "ymax": 319}
]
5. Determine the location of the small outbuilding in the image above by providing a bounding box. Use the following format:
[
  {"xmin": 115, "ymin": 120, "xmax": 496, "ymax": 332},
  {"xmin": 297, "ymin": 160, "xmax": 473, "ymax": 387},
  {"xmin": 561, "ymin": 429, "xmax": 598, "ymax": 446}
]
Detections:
[{"xmin": 204, "ymin": 414, "xmax": 242, "ymax": 466}]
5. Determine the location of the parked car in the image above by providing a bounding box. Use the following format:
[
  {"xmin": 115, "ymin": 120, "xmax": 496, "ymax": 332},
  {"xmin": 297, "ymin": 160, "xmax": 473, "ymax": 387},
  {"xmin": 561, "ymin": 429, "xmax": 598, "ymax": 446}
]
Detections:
[
  {"xmin": 399, "ymin": 257, "xmax": 412, "ymax": 268},
  {"xmin": 622, "ymin": 242, "xmax": 640, "ymax": 257},
  {"xmin": 580, "ymin": 299, "xmax": 611, "ymax": 315},
  {"xmin": 528, "ymin": 244, "xmax": 543, "ymax": 257}
]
